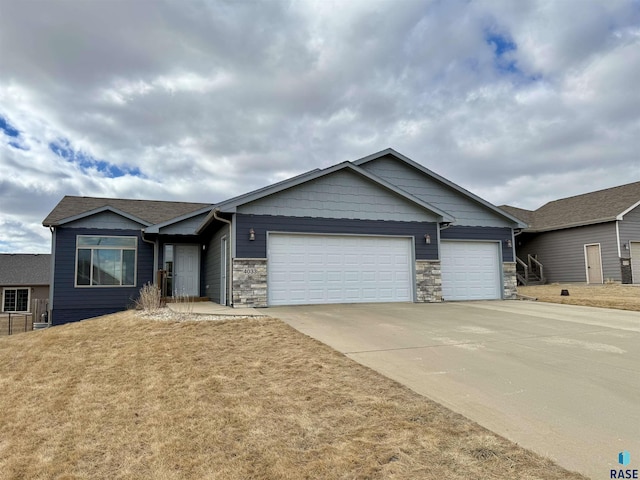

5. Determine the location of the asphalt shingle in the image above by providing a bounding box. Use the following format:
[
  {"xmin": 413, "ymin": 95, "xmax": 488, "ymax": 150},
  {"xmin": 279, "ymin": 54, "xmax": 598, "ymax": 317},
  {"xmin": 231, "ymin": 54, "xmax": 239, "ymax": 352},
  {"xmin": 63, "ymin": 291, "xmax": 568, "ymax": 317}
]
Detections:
[
  {"xmin": 501, "ymin": 181, "xmax": 640, "ymax": 231},
  {"xmin": 43, "ymin": 196, "xmax": 212, "ymax": 226},
  {"xmin": 0, "ymin": 254, "xmax": 51, "ymax": 286}
]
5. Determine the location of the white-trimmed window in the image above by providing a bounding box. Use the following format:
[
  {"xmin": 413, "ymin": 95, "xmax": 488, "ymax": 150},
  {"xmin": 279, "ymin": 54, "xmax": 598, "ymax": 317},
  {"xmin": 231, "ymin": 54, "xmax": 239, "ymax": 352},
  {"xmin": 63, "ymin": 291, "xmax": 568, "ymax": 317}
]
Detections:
[
  {"xmin": 3, "ymin": 287, "xmax": 30, "ymax": 312},
  {"xmin": 76, "ymin": 236, "xmax": 137, "ymax": 287}
]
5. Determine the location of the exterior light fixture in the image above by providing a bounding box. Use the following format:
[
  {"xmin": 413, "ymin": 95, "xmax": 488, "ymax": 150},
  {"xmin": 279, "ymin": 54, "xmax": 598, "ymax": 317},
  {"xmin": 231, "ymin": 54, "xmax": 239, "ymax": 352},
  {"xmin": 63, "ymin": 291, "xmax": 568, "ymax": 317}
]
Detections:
[
  {"xmin": 506, "ymin": 239, "xmax": 512, "ymax": 248},
  {"xmin": 425, "ymin": 234, "xmax": 431, "ymax": 244},
  {"xmin": 624, "ymin": 243, "xmax": 629, "ymax": 250},
  {"xmin": 249, "ymin": 228, "xmax": 255, "ymax": 241}
]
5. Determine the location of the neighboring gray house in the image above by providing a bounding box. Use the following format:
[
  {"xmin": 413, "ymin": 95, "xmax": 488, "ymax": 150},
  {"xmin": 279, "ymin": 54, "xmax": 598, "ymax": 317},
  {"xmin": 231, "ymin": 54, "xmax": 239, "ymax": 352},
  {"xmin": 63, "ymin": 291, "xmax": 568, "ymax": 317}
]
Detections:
[
  {"xmin": 43, "ymin": 148, "xmax": 526, "ymax": 325},
  {"xmin": 502, "ymin": 181, "xmax": 640, "ymax": 284},
  {"xmin": 0, "ymin": 254, "xmax": 51, "ymax": 313}
]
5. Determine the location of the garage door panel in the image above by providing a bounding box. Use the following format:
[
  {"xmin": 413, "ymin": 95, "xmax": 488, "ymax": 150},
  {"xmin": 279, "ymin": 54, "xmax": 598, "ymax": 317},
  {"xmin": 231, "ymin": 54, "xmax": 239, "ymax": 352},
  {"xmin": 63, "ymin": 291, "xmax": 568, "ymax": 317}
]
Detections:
[
  {"xmin": 268, "ymin": 234, "xmax": 413, "ymax": 305},
  {"xmin": 395, "ymin": 272, "xmax": 410, "ymax": 282},
  {"xmin": 441, "ymin": 241, "xmax": 501, "ymax": 301}
]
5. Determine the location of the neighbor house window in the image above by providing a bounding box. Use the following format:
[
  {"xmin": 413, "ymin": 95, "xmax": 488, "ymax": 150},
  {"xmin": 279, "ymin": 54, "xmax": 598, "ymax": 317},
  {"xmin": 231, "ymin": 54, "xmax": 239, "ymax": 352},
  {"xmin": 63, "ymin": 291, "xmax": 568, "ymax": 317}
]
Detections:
[
  {"xmin": 3, "ymin": 288, "xmax": 30, "ymax": 312},
  {"xmin": 76, "ymin": 236, "xmax": 137, "ymax": 287}
]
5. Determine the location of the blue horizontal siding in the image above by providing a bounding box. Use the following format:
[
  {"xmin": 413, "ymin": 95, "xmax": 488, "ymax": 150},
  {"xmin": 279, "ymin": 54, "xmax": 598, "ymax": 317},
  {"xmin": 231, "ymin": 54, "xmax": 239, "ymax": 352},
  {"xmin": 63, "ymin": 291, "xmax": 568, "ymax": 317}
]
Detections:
[
  {"xmin": 235, "ymin": 214, "xmax": 439, "ymax": 260},
  {"xmin": 53, "ymin": 307, "xmax": 130, "ymax": 325},
  {"xmin": 440, "ymin": 225, "xmax": 514, "ymax": 262},
  {"xmin": 51, "ymin": 227, "xmax": 154, "ymax": 325}
]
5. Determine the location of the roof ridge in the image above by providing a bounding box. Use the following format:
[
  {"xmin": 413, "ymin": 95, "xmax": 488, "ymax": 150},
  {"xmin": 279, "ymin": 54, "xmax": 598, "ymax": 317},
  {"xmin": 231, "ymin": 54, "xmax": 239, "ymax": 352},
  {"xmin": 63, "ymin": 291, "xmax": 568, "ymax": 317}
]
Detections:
[
  {"xmin": 63, "ymin": 195, "xmax": 211, "ymax": 205},
  {"xmin": 540, "ymin": 180, "xmax": 640, "ymax": 207}
]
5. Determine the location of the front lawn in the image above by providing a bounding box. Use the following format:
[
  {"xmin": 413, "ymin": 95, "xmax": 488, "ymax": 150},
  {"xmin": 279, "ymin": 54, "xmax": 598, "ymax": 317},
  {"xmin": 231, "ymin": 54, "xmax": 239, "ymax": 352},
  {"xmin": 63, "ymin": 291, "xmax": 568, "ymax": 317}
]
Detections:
[
  {"xmin": 518, "ymin": 283, "xmax": 640, "ymax": 311},
  {"xmin": 0, "ymin": 311, "xmax": 585, "ymax": 479}
]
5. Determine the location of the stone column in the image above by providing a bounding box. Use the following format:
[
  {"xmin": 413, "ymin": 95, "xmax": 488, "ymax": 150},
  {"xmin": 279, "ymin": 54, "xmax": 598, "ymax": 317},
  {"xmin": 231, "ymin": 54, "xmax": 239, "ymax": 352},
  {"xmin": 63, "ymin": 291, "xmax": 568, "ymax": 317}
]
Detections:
[
  {"xmin": 416, "ymin": 260, "xmax": 442, "ymax": 302},
  {"xmin": 232, "ymin": 258, "xmax": 267, "ymax": 307},
  {"xmin": 503, "ymin": 262, "xmax": 517, "ymax": 299}
]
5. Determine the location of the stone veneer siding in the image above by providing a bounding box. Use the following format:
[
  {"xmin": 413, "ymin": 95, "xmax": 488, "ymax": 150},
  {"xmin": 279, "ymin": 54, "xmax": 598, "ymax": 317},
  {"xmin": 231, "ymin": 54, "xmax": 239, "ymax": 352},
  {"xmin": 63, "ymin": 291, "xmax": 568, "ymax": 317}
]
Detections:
[
  {"xmin": 503, "ymin": 261, "xmax": 517, "ymax": 299},
  {"xmin": 416, "ymin": 260, "xmax": 442, "ymax": 302},
  {"xmin": 232, "ymin": 258, "xmax": 267, "ymax": 308}
]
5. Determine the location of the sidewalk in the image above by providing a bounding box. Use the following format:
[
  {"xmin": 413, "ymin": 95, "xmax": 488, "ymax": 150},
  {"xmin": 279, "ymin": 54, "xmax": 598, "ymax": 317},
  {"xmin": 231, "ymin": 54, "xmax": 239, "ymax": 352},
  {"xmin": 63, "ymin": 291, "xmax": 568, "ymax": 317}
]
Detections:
[{"xmin": 167, "ymin": 301, "xmax": 269, "ymax": 317}]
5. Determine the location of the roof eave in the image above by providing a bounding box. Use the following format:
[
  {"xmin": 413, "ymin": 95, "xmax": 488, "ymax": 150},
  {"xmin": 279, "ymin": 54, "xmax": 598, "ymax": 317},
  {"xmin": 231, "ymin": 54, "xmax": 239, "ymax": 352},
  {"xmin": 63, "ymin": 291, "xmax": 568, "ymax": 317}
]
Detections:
[
  {"xmin": 145, "ymin": 206, "xmax": 214, "ymax": 234},
  {"xmin": 44, "ymin": 206, "xmax": 151, "ymax": 227},
  {"xmin": 209, "ymin": 161, "xmax": 454, "ymax": 223},
  {"xmin": 525, "ymin": 217, "xmax": 617, "ymax": 233},
  {"xmin": 617, "ymin": 200, "xmax": 640, "ymax": 220}
]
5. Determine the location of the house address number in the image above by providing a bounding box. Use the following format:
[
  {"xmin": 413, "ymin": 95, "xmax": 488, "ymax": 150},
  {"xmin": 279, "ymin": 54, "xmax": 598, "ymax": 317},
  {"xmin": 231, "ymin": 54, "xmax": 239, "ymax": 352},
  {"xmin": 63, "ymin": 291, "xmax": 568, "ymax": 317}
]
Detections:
[{"xmin": 244, "ymin": 268, "xmax": 258, "ymax": 274}]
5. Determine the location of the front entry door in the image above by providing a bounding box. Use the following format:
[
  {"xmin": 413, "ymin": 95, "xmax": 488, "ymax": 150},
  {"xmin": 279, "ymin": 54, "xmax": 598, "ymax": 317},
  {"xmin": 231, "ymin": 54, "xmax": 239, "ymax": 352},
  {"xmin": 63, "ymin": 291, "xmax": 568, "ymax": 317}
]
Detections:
[
  {"xmin": 174, "ymin": 245, "xmax": 200, "ymax": 296},
  {"xmin": 585, "ymin": 244, "xmax": 603, "ymax": 284}
]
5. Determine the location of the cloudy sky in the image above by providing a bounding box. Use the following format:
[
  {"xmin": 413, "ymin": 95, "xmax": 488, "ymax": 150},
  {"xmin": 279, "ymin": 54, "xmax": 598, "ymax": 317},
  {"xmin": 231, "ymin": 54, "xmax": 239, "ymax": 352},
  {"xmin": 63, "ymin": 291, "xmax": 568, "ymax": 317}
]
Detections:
[{"xmin": 1, "ymin": 0, "xmax": 639, "ymax": 253}]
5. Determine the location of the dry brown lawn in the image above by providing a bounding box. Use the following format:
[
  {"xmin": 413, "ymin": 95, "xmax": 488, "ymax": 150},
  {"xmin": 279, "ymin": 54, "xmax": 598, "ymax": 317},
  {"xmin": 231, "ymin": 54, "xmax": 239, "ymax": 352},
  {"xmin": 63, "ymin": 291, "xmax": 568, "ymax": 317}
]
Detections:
[
  {"xmin": 519, "ymin": 283, "xmax": 640, "ymax": 311},
  {"xmin": 0, "ymin": 311, "xmax": 586, "ymax": 480}
]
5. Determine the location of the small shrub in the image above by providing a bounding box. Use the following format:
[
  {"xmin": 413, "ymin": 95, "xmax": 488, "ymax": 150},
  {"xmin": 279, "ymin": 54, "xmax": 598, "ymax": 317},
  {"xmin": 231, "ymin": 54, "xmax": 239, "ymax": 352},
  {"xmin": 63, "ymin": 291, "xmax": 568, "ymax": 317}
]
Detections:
[
  {"xmin": 136, "ymin": 283, "xmax": 163, "ymax": 312},
  {"xmin": 172, "ymin": 294, "xmax": 195, "ymax": 319}
]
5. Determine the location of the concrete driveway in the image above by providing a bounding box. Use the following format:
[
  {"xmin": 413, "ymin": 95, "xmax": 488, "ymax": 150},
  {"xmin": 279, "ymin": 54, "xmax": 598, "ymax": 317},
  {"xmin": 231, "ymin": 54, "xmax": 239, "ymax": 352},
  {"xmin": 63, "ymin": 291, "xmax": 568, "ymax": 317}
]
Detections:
[{"xmin": 268, "ymin": 301, "xmax": 640, "ymax": 479}]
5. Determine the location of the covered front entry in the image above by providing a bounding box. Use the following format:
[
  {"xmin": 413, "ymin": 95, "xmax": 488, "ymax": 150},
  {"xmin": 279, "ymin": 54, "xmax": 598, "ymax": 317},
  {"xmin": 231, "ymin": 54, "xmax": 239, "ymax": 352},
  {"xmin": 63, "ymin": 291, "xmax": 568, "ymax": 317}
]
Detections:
[
  {"xmin": 440, "ymin": 241, "xmax": 501, "ymax": 301},
  {"xmin": 174, "ymin": 245, "xmax": 200, "ymax": 296},
  {"xmin": 267, "ymin": 233, "xmax": 413, "ymax": 306}
]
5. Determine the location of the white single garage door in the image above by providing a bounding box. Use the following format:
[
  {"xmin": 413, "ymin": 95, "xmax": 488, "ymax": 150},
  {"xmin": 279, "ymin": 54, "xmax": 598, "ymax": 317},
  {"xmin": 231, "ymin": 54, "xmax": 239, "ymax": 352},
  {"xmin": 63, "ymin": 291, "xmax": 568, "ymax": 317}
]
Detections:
[
  {"xmin": 268, "ymin": 234, "xmax": 413, "ymax": 306},
  {"xmin": 440, "ymin": 241, "xmax": 501, "ymax": 301}
]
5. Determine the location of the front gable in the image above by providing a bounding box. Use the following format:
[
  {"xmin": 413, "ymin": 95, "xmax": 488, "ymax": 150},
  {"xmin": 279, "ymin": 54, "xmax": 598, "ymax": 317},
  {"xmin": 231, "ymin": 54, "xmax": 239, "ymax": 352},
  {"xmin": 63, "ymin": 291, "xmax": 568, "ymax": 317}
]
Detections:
[
  {"xmin": 237, "ymin": 168, "xmax": 440, "ymax": 222},
  {"xmin": 144, "ymin": 206, "xmax": 213, "ymax": 235},
  {"xmin": 357, "ymin": 152, "xmax": 520, "ymax": 228},
  {"xmin": 154, "ymin": 212, "xmax": 211, "ymax": 235},
  {"xmin": 61, "ymin": 210, "xmax": 148, "ymax": 229}
]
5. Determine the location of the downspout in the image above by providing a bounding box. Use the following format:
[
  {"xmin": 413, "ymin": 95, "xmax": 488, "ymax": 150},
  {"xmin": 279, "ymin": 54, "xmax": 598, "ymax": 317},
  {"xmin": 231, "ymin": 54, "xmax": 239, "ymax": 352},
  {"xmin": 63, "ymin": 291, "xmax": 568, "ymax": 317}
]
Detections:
[
  {"xmin": 141, "ymin": 230, "xmax": 158, "ymax": 286},
  {"xmin": 513, "ymin": 229, "xmax": 524, "ymax": 258},
  {"xmin": 213, "ymin": 210, "xmax": 233, "ymax": 306},
  {"xmin": 48, "ymin": 226, "xmax": 56, "ymax": 325},
  {"xmin": 436, "ymin": 222, "xmax": 453, "ymax": 259}
]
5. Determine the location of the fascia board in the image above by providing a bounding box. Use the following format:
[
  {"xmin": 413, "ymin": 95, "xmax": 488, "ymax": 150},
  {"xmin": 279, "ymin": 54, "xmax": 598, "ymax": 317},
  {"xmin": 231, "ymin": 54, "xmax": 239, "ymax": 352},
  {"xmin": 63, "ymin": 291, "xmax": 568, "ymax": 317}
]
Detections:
[
  {"xmin": 526, "ymin": 217, "xmax": 616, "ymax": 233},
  {"xmin": 196, "ymin": 208, "xmax": 233, "ymax": 235},
  {"xmin": 617, "ymin": 200, "xmax": 640, "ymax": 220},
  {"xmin": 145, "ymin": 206, "xmax": 214, "ymax": 233}
]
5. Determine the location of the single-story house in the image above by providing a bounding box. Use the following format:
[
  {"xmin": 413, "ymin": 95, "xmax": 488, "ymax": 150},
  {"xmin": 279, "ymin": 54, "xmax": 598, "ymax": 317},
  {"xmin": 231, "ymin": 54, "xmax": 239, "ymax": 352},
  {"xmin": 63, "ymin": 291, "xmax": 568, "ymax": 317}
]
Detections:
[
  {"xmin": 0, "ymin": 254, "xmax": 51, "ymax": 313},
  {"xmin": 501, "ymin": 180, "xmax": 640, "ymax": 284},
  {"xmin": 43, "ymin": 148, "xmax": 526, "ymax": 325}
]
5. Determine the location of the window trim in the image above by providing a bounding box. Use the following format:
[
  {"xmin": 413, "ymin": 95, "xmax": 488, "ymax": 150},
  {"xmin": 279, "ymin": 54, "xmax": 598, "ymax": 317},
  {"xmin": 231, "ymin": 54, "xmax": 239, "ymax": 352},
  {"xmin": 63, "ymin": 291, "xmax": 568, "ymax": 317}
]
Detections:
[
  {"xmin": 2, "ymin": 287, "xmax": 30, "ymax": 313},
  {"xmin": 75, "ymin": 235, "xmax": 138, "ymax": 288}
]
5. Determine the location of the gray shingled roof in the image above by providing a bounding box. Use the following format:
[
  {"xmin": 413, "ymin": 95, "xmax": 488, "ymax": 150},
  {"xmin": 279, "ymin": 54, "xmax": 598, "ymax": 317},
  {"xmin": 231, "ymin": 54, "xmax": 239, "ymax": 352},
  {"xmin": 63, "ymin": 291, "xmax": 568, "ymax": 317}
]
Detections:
[
  {"xmin": 43, "ymin": 196, "xmax": 212, "ymax": 226},
  {"xmin": 0, "ymin": 254, "xmax": 51, "ymax": 286},
  {"xmin": 498, "ymin": 205, "xmax": 535, "ymax": 226},
  {"xmin": 502, "ymin": 181, "xmax": 640, "ymax": 232}
]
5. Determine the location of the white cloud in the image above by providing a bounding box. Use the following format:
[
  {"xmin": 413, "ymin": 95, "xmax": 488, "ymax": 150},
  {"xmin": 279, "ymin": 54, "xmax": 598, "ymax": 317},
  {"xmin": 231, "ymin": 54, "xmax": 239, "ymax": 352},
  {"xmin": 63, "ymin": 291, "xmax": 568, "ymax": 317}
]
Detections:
[{"xmin": 0, "ymin": 0, "xmax": 639, "ymax": 252}]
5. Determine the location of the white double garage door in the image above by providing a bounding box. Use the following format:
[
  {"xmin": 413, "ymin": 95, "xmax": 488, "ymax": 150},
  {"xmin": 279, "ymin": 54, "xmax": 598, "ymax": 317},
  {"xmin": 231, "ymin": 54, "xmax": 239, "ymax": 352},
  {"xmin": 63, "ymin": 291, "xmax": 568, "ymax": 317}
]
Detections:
[{"xmin": 268, "ymin": 233, "xmax": 502, "ymax": 306}]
